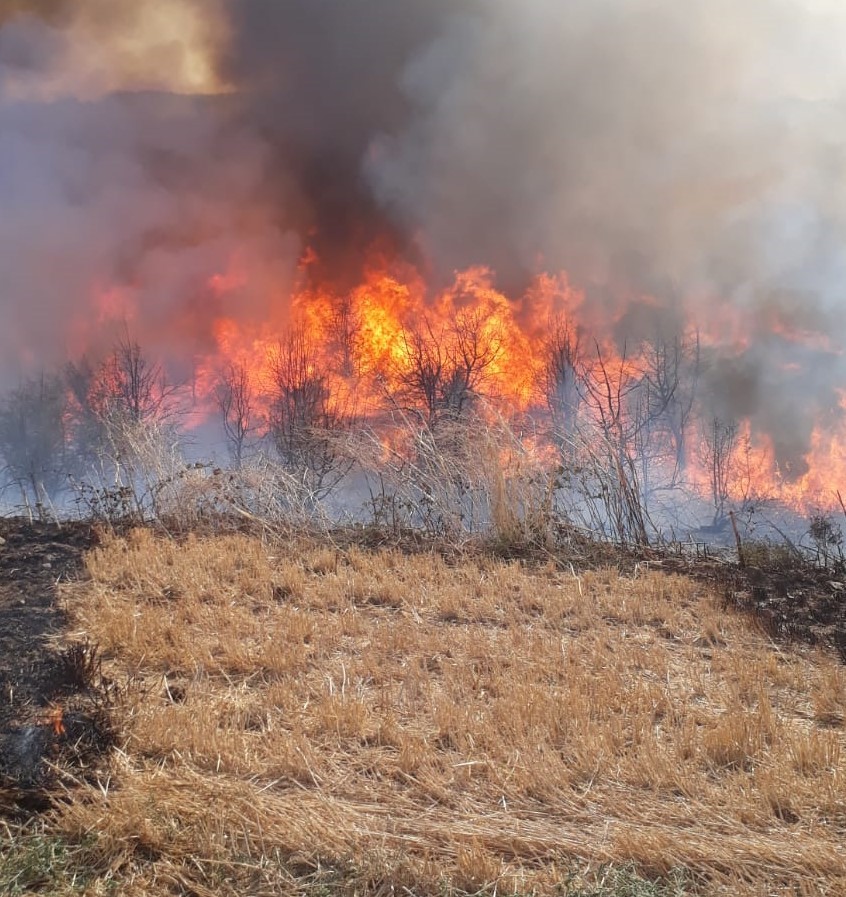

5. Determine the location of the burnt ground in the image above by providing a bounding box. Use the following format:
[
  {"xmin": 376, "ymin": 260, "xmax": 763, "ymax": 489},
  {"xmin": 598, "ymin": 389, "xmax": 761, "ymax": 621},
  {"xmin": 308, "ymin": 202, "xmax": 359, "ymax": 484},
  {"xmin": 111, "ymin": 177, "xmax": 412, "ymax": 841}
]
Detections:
[
  {"xmin": 0, "ymin": 519, "xmax": 95, "ymax": 733},
  {"xmin": 0, "ymin": 519, "xmax": 117, "ymax": 809},
  {"xmin": 718, "ymin": 562, "xmax": 846, "ymax": 660}
]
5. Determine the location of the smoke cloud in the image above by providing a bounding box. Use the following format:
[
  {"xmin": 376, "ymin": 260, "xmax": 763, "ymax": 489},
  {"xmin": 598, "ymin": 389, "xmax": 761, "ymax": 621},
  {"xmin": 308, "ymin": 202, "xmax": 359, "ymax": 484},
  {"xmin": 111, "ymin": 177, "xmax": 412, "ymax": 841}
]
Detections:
[
  {"xmin": 1, "ymin": 0, "xmax": 845, "ymax": 469},
  {"xmin": 0, "ymin": 0, "xmax": 298, "ymax": 382},
  {"xmin": 361, "ymin": 0, "xmax": 846, "ymax": 469}
]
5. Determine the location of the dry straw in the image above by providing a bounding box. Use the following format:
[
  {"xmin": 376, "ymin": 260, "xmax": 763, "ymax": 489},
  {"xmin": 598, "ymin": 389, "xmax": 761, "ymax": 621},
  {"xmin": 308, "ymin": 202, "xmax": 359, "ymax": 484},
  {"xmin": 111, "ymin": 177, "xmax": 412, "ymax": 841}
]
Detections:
[{"xmin": 39, "ymin": 528, "xmax": 846, "ymax": 895}]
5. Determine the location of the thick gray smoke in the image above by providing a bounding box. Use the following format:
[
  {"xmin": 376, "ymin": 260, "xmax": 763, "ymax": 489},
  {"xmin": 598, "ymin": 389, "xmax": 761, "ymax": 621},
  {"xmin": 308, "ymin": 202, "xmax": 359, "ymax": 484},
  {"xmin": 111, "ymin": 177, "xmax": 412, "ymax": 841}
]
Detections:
[
  {"xmin": 362, "ymin": 0, "xmax": 846, "ymax": 470},
  {"xmin": 2, "ymin": 0, "xmax": 845, "ymax": 471},
  {"xmin": 217, "ymin": 0, "xmax": 457, "ymax": 284}
]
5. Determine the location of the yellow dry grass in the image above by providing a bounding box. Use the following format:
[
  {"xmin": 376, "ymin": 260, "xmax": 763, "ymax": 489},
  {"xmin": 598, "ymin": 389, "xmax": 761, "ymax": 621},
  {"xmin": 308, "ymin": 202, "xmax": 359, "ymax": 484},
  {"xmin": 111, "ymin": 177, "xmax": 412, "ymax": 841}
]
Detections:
[{"xmin": 45, "ymin": 528, "xmax": 846, "ymax": 895}]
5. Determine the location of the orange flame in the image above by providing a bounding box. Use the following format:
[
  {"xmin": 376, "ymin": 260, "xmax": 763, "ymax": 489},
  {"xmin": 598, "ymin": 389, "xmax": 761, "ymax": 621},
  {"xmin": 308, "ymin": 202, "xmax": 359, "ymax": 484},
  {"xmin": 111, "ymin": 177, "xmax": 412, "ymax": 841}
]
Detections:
[
  {"xmin": 46, "ymin": 705, "xmax": 65, "ymax": 737},
  {"xmin": 72, "ymin": 240, "xmax": 846, "ymax": 517}
]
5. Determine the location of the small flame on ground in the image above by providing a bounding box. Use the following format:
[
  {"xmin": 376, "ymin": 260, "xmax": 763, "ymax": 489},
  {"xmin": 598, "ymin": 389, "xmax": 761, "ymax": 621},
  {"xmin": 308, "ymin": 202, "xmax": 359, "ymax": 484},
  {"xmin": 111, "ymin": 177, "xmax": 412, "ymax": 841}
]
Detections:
[{"xmin": 46, "ymin": 704, "xmax": 65, "ymax": 738}]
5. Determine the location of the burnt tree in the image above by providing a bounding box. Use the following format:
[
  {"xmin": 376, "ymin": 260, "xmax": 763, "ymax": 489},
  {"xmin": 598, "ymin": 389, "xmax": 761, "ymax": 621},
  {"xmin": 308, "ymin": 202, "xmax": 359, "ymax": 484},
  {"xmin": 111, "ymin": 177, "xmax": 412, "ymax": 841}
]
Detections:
[
  {"xmin": 268, "ymin": 328, "xmax": 357, "ymax": 496},
  {"xmin": 393, "ymin": 311, "xmax": 502, "ymax": 428}
]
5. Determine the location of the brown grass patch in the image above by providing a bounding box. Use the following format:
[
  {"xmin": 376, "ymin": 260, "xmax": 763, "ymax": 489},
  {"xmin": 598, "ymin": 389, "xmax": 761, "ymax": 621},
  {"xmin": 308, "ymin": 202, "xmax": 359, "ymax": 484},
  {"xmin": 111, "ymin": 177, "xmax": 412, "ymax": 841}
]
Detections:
[{"xmin": 39, "ymin": 528, "xmax": 846, "ymax": 894}]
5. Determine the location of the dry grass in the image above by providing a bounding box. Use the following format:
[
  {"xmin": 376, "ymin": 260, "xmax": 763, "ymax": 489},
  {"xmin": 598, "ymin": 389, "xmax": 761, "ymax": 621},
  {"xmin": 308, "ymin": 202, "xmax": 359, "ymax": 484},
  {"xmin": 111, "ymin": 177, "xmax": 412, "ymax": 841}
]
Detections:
[{"xmin": 29, "ymin": 529, "xmax": 846, "ymax": 894}]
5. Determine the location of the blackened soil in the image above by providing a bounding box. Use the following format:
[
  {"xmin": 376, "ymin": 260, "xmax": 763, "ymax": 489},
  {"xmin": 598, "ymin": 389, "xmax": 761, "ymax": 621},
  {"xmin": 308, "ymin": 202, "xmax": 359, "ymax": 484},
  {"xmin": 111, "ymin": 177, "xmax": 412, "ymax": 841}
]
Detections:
[
  {"xmin": 646, "ymin": 549, "xmax": 846, "ymax": 660},
  {"xmin": 0, "ymin": 519, "xmax": 96, "ymax": 734},
  {"xmin": 718, "ymin": 562, "xmax": 846, "ymax": 660},
  {"xmin": 0, "ymin": 520, "xmax": 115, "ymax": 807}
]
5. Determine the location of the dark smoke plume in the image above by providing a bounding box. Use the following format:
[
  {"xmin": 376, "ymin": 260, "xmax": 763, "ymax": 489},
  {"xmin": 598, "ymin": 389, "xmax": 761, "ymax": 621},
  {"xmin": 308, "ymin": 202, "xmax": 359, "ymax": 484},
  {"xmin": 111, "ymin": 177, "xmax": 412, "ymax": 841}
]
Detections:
[{"xmin": 217, "ymin": 0, "xmax": 457, "ymax": 285}]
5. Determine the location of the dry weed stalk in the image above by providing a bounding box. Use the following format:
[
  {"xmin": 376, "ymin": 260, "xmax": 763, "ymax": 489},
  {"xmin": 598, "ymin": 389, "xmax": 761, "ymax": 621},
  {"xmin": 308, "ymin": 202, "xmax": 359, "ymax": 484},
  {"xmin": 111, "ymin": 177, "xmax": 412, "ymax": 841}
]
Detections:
[{"xmin": 355, "ymin": 407, "xmax": 559, "ymax": 547}]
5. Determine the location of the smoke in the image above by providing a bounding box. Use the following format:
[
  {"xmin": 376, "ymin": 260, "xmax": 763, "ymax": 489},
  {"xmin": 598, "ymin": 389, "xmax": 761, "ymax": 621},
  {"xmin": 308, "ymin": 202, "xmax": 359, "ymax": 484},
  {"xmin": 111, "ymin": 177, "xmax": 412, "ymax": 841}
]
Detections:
[
  {"xmin": 0, "ymin": 0, "xmax": 295, "ymax": 382},
  {"xmin": 1, "ymin": 0, "xmax": 845, "ymax": 470},
  {"xmin": 0, "ymin": 0, "xmax": 228, "ymax": 98},
  {"xmin": 215, "ymin": 0, "xmax": 457, "ymax": 285},
  {"xmin": 361, "ymin": 0, "xmax": 846, "ymax": 471},
  {"xmin": 367, "ymin": 1, "xmax": 846, "ymax": 287}
]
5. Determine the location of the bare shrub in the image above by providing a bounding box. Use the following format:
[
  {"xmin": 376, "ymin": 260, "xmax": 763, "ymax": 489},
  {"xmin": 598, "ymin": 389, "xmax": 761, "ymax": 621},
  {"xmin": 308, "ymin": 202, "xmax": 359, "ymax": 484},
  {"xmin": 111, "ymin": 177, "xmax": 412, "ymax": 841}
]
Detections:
[
  {"xmin": 565, "ymin": 343, "xmax": 655, "ymax": 546},
  {"xmin": 0, "ymin": 372, "xmax": 69, "ymax": 520},
  {"xmin": 152, "ymin": 453, "xmax": 333, "ymax": 536},
  {"xmin": 326, "ymin": 293, "xmax": 362, "ymax": 378},
  {"xmin": 357, "ymin": 408, "xmax": 558, "ymax": 546},
  {"xmin": 538, "ymin": 322, "xmax": 710, "ymax": 543},
  {"xmin": 482, "ymin": 419, "xmax": 560, "ymax": 552},
  {"xmin": 356, "ymin": 413, "xmax": 474, "ymax": 538},
  {"xmin": 57, "ymin": 640, "xmax": 105, "ymax": 694},
  {"xmin": 267, "ymin": 329, "xmax": 357, "ymax": 499},
  {"xmin": 638, "ymin": 329, "xmax": 700, "ymax": 481},
  {"xmin": 391, "ymin": 311, "xmax": 502, "ymax": 428},
  {"xmin": 70, "ymin": 416, "xmax": 187, "ymax": 525},
  {"xmin": 698, "ymin": 416, "xmax": 738, "ymax": 527},
  {"xmin": 543, "ymin": 314, "xmax": 583, "ymax": 452},
  {"xmin": 806, "ymin": 512, "xmax": 844, "ymax": 569},
  {"xmin": 543, "ymin": 328, "xmax": 707, "ymax": 546},
  {"xmin": 68, "ymin": 334, "xmax": 181, "ymax": 443},
  {"xmin": 214, "ymin": 361, "xmax": 260, "ymax": 468},
  {"xmin": 66, "ymin": 335, "xmax": 187, "ymax": 524}
]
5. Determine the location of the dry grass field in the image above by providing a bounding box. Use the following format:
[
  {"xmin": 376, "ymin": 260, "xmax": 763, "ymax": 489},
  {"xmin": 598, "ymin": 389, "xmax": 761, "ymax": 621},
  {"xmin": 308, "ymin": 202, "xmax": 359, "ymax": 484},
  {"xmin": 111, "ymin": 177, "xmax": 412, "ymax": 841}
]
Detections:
[{"xmin": 4, "ymin": 528, "xmax": 846, "ymax": 895}]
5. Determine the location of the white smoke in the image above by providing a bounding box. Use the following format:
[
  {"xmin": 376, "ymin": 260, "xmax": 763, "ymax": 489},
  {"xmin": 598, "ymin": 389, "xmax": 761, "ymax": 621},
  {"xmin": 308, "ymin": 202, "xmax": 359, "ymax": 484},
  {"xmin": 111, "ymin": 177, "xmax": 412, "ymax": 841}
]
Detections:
[{"xmin": 364, "ymin": 0, "xmax": 846, "ymax": 467}]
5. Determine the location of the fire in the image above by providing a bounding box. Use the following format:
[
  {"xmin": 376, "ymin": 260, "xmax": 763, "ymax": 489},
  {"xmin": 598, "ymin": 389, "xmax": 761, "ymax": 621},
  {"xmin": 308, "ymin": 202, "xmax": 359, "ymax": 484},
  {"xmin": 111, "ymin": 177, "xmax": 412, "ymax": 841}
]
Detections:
[
  {"xmin": 182, "ymin": 242, "xmax": 846, "ymax": 518},
  {"xmin": 45, "ymin": 704, "xmax": 65, "ymax": 738},
  {"xmin": 7, "ymin": 1, "xmax": 846, "ymax": 539},
  {"xmin": 201, "ymin": 257, "xmax": 564, "ymax": 421}
]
